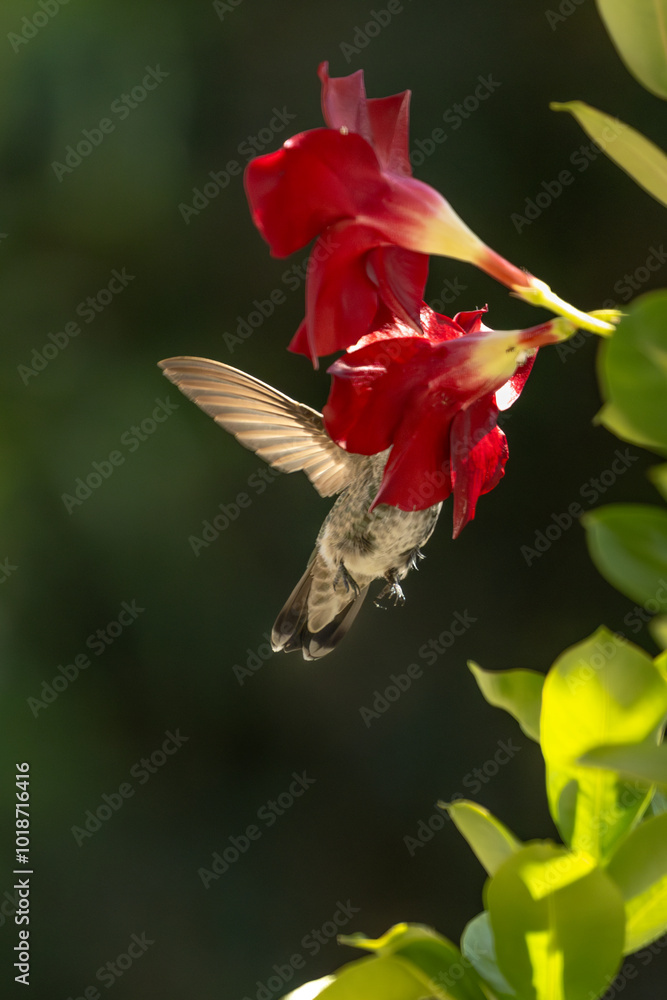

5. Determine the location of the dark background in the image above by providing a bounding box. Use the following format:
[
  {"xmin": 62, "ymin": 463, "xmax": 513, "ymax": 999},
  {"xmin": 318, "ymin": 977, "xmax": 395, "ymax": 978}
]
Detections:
[{"xmin": 1, "ymin": 1, "xmax": 666, "ymax": 997}]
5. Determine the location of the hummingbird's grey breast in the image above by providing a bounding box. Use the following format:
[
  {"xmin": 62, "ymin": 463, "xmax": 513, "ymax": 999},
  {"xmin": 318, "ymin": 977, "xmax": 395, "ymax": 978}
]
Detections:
[
  {"xmin": 316, "ymin": 451, "xmax": 442, "ymax": 601},
  {"xmin": 159, "ymin": 357, "xmax": 443, "ymax": 660}
]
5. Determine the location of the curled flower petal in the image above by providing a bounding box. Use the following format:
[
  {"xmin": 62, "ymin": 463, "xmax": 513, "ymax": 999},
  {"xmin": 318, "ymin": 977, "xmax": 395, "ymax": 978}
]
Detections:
[
  {"xmin": 244, "ymin": 128, "xmax": 385, "ymax": 258},
  {"xmin": 288, "ymin": 222, "xmax": 382, "ymax": 362},
  {"xmin": 245, "ymin": 64, "xmax": 615, "ymax": 360},
  {"xmin": 450, "ymin": 402, "xmax": 508, "ymax": 538},
  {"xmin": 366, "ymin": 246, "xmax": 429, "ymax": 332},
  {"xmin": 319, "ymin": 61, "xmax": 412, "ymax": 176},
  {"xmin": 324, "ymin": 304, "xmax": 565, "ymax": 534}
]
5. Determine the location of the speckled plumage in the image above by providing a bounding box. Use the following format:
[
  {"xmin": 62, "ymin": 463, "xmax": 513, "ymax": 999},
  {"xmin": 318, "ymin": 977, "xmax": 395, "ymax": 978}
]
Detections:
[{"xmin": 159, "ymin": 357, "xmax": 443, "ymax": 659}]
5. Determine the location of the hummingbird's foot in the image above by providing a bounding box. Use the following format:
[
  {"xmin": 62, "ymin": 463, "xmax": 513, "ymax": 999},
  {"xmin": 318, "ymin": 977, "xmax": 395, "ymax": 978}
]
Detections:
[
  {"xmin": 407, "ymin": 547, "xmax": 426, "ymax": 571},
  {"xmin": 333, "ymin": 562, "xmax": 361, "ymax": 596},
  {"xmin": 374, "ymin": 573, "xmax": 405, "ymax": 608}
]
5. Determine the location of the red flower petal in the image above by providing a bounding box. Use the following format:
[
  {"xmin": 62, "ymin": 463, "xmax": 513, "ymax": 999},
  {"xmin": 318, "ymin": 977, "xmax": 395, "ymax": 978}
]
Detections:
[
  {"xmin": 366, "ymin": 246, "xmax": 429, "ymax": 332},
  {"xmin": 318, "ymin": 62, "xmax": 412, "ymax": 177},
  {"xmin": 366, "ymin": 92, "xmax": 412, "ymax": 176},
  {"xmin": 324, "ymin": 335, "xmax": 424, "ymax": 452},
  {"xmin": 370, "ymin": 402, "xmax": 456, "ymax": 511},
  {"xmin": 288, "ymin": 223, "xmax": 386, "ymax": 363},
  {"xmin": 323, "ymin": 304, "xmax": 553, "ymax": 532},
  {"xmin": 243, "ymin": 128, "xmax": 387, "ymax": 258},
  {"xmin": 450, "ymin": 401, "xmax": 507, "ymax": 538},
  {"xmin": 495, "ymin": 351, "xmax": 537, "ymax": 411},
  {"xmin": 452, "ymin": 308, "xmax": 487, "ymax": 335},
  {"xmin": 318, "ymin": 62, "xmax": 371, "ymax": 142}
]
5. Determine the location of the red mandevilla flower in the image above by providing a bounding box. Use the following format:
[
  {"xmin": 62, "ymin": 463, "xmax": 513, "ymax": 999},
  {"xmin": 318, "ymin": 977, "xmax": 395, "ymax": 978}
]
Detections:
[
  {"xmin": 323, "ymin": 304, "xmax": 563, "ymax": 537},
  {"xmin": 244, "ymin": 63, "xmax": 532, "ymax": 365}
]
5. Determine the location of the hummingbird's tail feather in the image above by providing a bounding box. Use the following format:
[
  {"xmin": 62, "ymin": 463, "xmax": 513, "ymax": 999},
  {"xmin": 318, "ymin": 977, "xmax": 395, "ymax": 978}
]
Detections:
[{"xmin": 271, "ymin": 554, "xmax": 369, "ymax": 660}]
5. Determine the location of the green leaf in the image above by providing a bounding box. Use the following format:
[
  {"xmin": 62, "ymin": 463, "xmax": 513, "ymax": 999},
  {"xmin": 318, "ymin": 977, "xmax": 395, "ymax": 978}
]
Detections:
[
  {"xmin": 486, "ymin": 843, "xmax": 625, "ymax": 1000},
  {"xmin": 595, "ymin": 403, "xmax": 666, "ymax": 453},
  {"xmin": 607, "ymin": 812, "xmax": 667, "ymax": 952},
  {"xmin": 583, "ymin": 504, "xmax": 667, "ymax": 609},
  {"xmin": 598, "ymin": 291, "xmax": 667, "ymax": 454},
  {"xmin": 444, "ymin": 801, "xmax": 522, "ymax": 876},
  {"xmin": 596, "ymin": 0, "xmax": 667, "ymax": 99},
  {"xmin": 649, "ymin": 463, "xmax": 667, "ymax": 501},
  {"xmin": 656, "ymin": 650, "xmax": 667, "ymax": 683},
  {"xmin": 551, "ymin": 102, "xmax": 667, "ymax": 206},
  {"xmin": 651, "ymin": 616, "xmax": 667, "ymax": 649},
  {"xmin": 284, "ymin": 976, "xmax": 336, "ymax": 999},
  {"xmin": 460, "ymin": 912, "xmax": 516, "ymax": 999},
  {"xmin": 281, "ymin": 956, "xmax": 431, "ymax": 1000},
  {"xmin": 468, "ymin": 662, "xmax": 543, "ymax": 741},
  {"xmin": 579, "ymin": 742, "xmax": 667, "ymax": 786},
  {"xmin": 337, "ymin": 924, "xmax": 489, "ymax": 1000},
  {"xmin": 540, "ymin": 628, "xmax": 667, "ymax": 859}
]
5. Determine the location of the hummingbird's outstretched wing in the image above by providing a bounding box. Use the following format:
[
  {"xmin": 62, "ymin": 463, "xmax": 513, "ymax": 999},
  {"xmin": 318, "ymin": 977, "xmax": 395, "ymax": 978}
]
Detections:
[{"xmin": 158, "ymin": 357, "xmax": 362, "ymax": 497}]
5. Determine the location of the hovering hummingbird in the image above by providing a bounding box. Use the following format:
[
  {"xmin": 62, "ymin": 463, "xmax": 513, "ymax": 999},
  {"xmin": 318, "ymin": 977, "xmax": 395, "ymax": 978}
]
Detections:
[{"xmin": 159, "ymin": 357, "xmax": 443, "ymax": 660}]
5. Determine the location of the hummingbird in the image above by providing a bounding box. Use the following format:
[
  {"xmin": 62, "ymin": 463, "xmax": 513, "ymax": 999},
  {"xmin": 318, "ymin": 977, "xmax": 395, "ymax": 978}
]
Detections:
[{"xmin": 159, "ymin": 357, "xmax": 443, "ymax": 659}]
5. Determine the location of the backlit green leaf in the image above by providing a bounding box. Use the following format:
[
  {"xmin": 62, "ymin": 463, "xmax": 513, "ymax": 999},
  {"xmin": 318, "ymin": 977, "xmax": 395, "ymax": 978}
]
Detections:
[
  {"xmin": 337, "ymin": 924, "xmax": 488, "ymax": 1000},
  {"xmin": 595, "ymin": 403, "xmax": 665, "ymax": 453},
  {"xmin": 551, "ymin": 102, "xmax": 667, "ymax": 206},
  {"xmin": 607, "ymin": 812, "xmax": 667, "ymax": 952},
  {"xmin": 598, "ymin": 292, "xmax": 667, "ymax": 454},
  {"xmin": 468, "ymin": 662, "xmax": 543, "ymax": 741},
  {"xmin": 460, "ymin": 912, "xmax": 516, "ymax": 999},
  {"xmin": 596, "ymin": 0, "xmax": 667, "ymax": 99},
  {"xmin": 540, "ymin": 629, "xmax": 667, "ymax": 859},
  {"xmin": 281, "ymin": 956, "xmax": 430, "ymax": 1000},
  {"xmin": 444, "ymin": 800, "xmax": 522, "ymax": 876},
  {"xmin": 583, "ymin": 504, "xmax": 667, "ymax": 609},
  {"xmin": 649, "ymin": 464, "xmax": 667, "ymax": 501},
  {"xmin": 580, "ymin": 742, "xmax": 667, "ymax": 787},
  {"xmin": 487, "ymin": 843, "xmax": 625, "ymax": 1000}
]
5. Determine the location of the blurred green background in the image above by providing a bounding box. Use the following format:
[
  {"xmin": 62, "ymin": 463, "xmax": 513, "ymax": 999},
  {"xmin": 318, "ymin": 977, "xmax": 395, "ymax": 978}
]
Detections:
[{"xmin": 1, "ymin": 1, "xmax": 666, "ymax": 997}]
